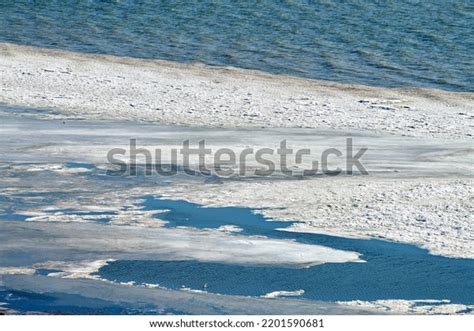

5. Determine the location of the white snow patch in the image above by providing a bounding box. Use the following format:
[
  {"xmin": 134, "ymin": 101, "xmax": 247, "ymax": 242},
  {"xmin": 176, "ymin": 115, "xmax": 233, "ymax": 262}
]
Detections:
[
  {"xmin": 262, "ymin": 290, "xmax": 305, "ymax": 298},
  {"xmin": 32, "ymin": 259, "xmax": 115, "ymax": 280},
  {"xmin": 1, "ymin": 43, "xmax": 472, "ymax": 140},
  {"xmin": 338, "ymin": 299, "xmax": 474, "ymax": 315},
  {"xmin": 216, "ymin": 225, "xmax": 243, "ymax": 233}
]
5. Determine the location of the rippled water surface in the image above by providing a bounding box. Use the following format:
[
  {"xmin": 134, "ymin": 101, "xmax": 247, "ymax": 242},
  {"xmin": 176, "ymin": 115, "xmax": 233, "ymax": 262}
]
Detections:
[
  {"xmin": 96, "ymin": 196, "xmax": 474, "ymax": 306},
  {"xmin": 1, "ymin": 0, "xmax": 472, "ymax": 91}
]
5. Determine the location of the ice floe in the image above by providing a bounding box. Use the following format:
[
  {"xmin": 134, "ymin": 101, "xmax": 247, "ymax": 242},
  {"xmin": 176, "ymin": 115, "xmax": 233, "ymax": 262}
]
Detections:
[
  {"xmin": 338, "ymin": 299, "xmax": 473, "ymax": 315},
  {"xmin": 0, "ymin": 221, "xmax": 363, "ymax": 268},
  {"xmin": 262, "ymin": 290, "xmax": 305, "ymax": 298},
  {"xmin": 1, "ymin": 43, "xmax": 472, "ymax": 140}
]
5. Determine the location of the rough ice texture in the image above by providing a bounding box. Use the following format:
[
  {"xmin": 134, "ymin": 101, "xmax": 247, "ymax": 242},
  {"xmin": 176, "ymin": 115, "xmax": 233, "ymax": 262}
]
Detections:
[
  {"xmin": 338, "ymin": 300, "xmax": 473, "ymax": 315},
  {"xmin": 157, "ymin": 176, "xmax": 473, "ymax": 259},
  {"xmin": 0, "ymin": 43, "xmax": 472, "ymax": 139}
]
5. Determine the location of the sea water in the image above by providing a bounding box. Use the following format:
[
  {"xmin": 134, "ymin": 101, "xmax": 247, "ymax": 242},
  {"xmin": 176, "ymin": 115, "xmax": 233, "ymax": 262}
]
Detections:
[
  {"xmin": 0, "ymin": 0, "xmax": 472, "ymax": 91},
  {"xmin": 96, "ymin": 196, "xmax": 474, "ymax": 307}
]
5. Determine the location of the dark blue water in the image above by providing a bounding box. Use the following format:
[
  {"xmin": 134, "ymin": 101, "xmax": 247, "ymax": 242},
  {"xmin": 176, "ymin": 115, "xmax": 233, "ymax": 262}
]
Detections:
[
  {"xmin": 97, "ymin": 196, "xmax": 474, "ymax": 306},
  {"xmin": 1, "ymin": 1, "xmax": 472, "ymax": 91},
  {"xmin": 0, "ymin": 289, "xmax": 181, "ymax": 315}
]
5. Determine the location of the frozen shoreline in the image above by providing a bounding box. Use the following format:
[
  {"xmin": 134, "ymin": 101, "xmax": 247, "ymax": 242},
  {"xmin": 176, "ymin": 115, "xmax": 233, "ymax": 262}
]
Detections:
[
  {"xmin": 0, "ymin": 110, "xmax": 472, "ymax": 259},
  {"xmin": 1, "ymin": 43, "xmax": 472, "ymax": 139},
  {"xmin": 0, "ymin": 44, "xmax": 472, "ymax": 314}
]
